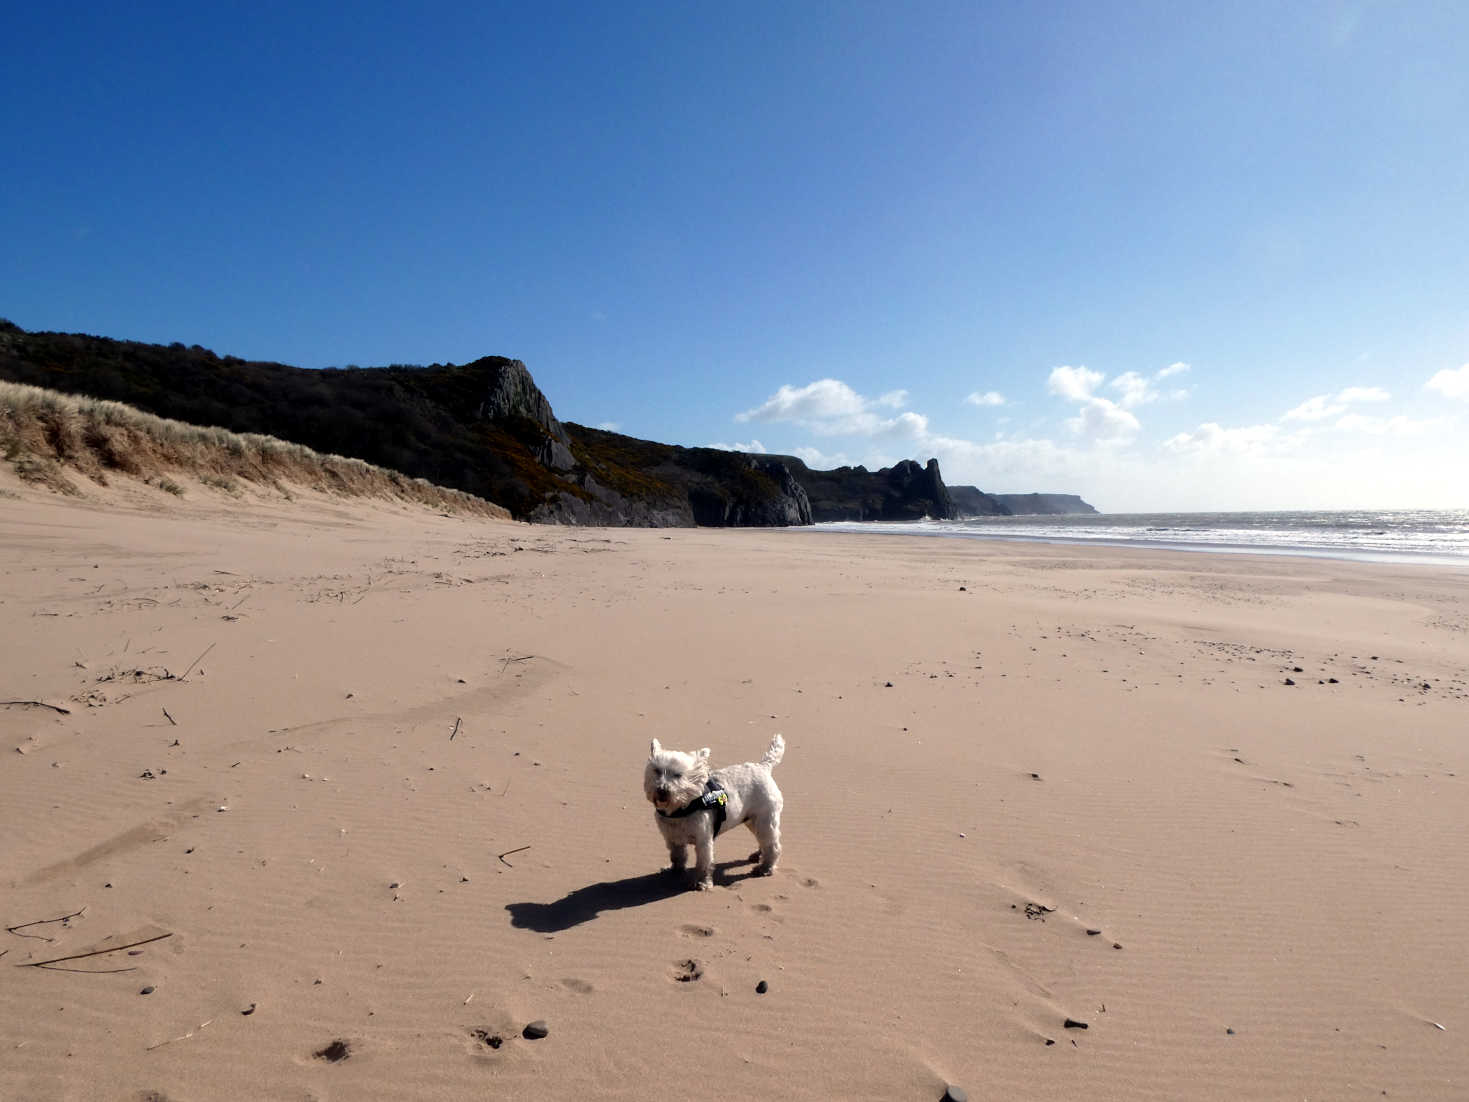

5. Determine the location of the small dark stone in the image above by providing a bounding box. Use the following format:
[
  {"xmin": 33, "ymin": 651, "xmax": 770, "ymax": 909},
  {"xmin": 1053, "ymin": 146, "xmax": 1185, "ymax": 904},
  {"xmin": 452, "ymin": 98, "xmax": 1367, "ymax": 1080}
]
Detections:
[
  {"xmin": 1044, "ymin": 1038, "xmax": 1055, "ymax": 1046},
  {"xmin": 522, "ymin": 1020, "xmax": 549, "ymax": 1040},
  {"xmin": 140, "ymin": 986, "xmax": 155, "ymax": 995},
  {"xmin": 242, "ymin": 1003, "xmax": 256, "ymax": 1015},
  {"xmin": 958, "ymin": 586, "xmax": 966, "ymax": 592},
  {"xmin": 1283, "ymin": 678, "xmax": 1295, "ymax": 686},
  {"xmin": 942, "ymin": 1085, "xmax": 968, "ymax": 1102},
  {"xmin": 884, "ymin": 681, "xmax": 894, "ymax": 688},
  {"xmin": 755, "ymin": 980, "xmax": 768, "ymax": 994},
  {"xmin": 1063, "ymin": 1017, "xmax": 1088, "ymax": 1029},
  {"xmin": 1328, "ymin": 677, "xmax": 1339, "ymax": 683},
  {"xmin": 1085, "ymin": 928, "xmax": 1101, "ymax": 936},
  {"xmin": 1112, "ymin": 942, "xmax": 1123, "ymax": 949},
  {"xmin": 1292, "ymin": 666, "xmax": 1303, "ymax": 673},
  {"xmin": 1030, "ymin": 772, "xmax": 1042, "ymax": 780},
  {"xmin": 1226, "ymin": 1027, "xmax": 1235, "ymax": 1035}
]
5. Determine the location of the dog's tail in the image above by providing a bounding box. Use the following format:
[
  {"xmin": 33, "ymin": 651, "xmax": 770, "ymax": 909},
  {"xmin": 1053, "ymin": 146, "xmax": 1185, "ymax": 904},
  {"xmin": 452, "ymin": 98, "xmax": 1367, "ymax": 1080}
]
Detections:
[{"xmin": 761, "ymin": 732, "xmax": 786, "ymax": 768}]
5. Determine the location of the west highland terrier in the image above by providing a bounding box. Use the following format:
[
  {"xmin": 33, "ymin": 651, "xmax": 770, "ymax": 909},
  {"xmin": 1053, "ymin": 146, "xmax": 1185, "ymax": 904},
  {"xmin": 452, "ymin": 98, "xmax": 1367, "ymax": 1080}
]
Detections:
[{"xmin": 644, "ymin": 733, "xmax": 785, "ymax": 891}]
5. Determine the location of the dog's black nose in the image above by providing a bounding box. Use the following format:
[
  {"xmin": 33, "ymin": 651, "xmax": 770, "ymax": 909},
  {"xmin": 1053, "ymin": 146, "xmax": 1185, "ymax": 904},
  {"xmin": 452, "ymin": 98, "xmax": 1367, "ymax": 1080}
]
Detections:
[{"xmin": 656, "ymin": 786, "xmax": 671, "ymax": 801}]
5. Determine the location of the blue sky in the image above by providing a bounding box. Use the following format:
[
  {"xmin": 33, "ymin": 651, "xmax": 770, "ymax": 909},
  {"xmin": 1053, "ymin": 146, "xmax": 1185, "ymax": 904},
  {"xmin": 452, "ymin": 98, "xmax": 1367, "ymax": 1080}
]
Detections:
[{"xmin": 4, "ymin": 1, "xmax": 1467, "ymax": 511}]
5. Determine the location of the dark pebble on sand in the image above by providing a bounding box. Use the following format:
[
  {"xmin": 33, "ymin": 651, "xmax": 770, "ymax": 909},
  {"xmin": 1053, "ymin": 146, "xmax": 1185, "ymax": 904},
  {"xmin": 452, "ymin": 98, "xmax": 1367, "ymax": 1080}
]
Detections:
[
  {"xmin": 1086, "ymin": 928, "xmax": 1101, "ymax": 936},
  {"xmin": 1292, "ymin": 666, "xmax": 1303, "ymax": 672},
  {"xmin": 884, "ymin": 681, "xmax": 893, "ymax": 687},
  {"xmin": 958, "ymin": 586, "xmax": 966, "ymax": 592},
  {"xmin": 942, "ymin": 1085, "xmax": 968, "ymax": 1102},
  {"xmin": 756, "ymin": 980, "xmax": 768, "ymax": 994},
  {"xmin": 1328, "ymin": 677, "xmax": 1339, "ymax": 683},
  {"xmin": 140, "ymin": 986, "xmax": 154, "ymax": 995},
  {"xmin": 1284, "ymin": 678, "xmax": 1295, "ymax": 686},
  {"xmin": 1226, "ymin": 1027, "xmax": 1236, "ymax": 1035},
  {"xmin": 522, "ymin": 1020, "xmax": 549, "ymax": 1040},
  {"xmin": 1063, "ymin": 1017, "xmax": 1088, "ymax": 1029}
]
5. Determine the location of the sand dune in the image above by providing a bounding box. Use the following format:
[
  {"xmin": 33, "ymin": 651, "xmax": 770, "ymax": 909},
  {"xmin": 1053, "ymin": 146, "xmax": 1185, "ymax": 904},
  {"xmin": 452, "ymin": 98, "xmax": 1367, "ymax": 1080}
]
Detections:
[{"xmin": 2, "ymin": 472, "xmax": 1467, "ymax": 1100}]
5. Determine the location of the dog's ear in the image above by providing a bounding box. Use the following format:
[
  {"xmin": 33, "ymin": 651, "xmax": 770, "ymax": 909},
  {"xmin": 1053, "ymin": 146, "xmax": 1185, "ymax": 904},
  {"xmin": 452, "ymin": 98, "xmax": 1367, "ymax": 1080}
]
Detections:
[
  {"xmin": 696, "ymin": 747, "xmax": 710, "ymax": 761},
  {"xmin": 649, "ymin": 738, "xmax": 662, "ymax": 757}
]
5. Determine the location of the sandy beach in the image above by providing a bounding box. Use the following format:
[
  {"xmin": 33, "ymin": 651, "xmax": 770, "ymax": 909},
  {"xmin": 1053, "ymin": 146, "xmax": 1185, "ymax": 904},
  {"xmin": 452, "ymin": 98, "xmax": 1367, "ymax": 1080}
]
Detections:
[{"xmin": 3, "ymin": 473, "xmax": 1467, "ymax": 1101}]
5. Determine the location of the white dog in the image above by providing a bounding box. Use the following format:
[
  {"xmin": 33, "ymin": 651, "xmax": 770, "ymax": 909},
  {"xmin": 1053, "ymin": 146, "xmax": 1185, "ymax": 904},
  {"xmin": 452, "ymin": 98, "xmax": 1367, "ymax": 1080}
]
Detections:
[{"xmin": 645, "ymin": 734, "xmax": 785, "ymax": 891}]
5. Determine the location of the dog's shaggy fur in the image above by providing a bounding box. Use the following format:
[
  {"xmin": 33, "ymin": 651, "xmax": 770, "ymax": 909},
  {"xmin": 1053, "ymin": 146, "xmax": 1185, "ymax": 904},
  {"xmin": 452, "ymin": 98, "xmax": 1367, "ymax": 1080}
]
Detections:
[{"xmin": 644, "ymin": 734, "xmax": 785, "ymax": 891}]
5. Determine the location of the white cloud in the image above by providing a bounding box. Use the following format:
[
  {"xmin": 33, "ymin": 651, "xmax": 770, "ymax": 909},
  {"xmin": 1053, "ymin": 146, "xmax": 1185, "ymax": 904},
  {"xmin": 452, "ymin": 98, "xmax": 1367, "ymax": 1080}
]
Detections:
[
  {"xmin": 1336, "ymin": 386, "xmax": 1390, "ymax": 403},
  {"xmin": 735, "ymin": 378, "xmax": 929, "ymax": 438},
  {"xmin": 1163, "ymin": 422, "xmax": 1284, "ymax": 456},
  {"xmin": 1283, "ymin": 395, "xmax": 1345, "ymax": 422},
  {"xmin": 1334, "ymin": 413, "xmax": 1435, "ymax": 436},
  {"xmin": 596, "ymin": 420, "xmax": 621, "ymax": 432},
  {"xmin": 1425, "ymin": 363, "xmax": 1469, "ymax": 400},
  {"xmin": 736, "ymin": 379, "xmax": 867, "ymax": 424},
  {"xmin": 791, "ymin": 445, "xmax": 853, "ymax": 469},
  {"xmin": 707, "ymin": 439, "xmax": 768, "ymax": 453},
  {"xmin": 965, "ymin": 390, "xmax": 1006, "ymax": 407},
  {"xmin": 1110, "ymin": 364, "xmax": 1195, "ymax": 409},
  {"xmin": 1066, "ymin": 397, "xmax": 1140, "ymax": 444},
  {"xmin": 874, "ymin": 389, "xmax": 908, "ymax": 409},
  {"xmin": 1284, "ymin": 385, "xmax": 1394, "ymax": 422},
  {"xmin": 1047, "ymin": 365, "xmax": 1103, "ymax": 401},
  {"xmin": 874, "ymin": 411, "xmax": 929, "ymax": 439}
]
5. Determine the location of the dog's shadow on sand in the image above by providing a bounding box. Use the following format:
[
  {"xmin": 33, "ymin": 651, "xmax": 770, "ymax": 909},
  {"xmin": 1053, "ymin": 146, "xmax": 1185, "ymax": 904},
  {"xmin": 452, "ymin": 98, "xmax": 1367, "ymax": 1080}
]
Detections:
[{"xmin": 506, "ymin": 857, "xmax": 760, "ymax": 933}]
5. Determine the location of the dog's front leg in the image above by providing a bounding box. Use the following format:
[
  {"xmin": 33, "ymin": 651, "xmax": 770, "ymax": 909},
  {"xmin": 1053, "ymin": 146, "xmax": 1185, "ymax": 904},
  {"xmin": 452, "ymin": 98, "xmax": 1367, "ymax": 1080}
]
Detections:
[
  {"xmin": 692, "ymin": 830, "xmax": 715, "ymax": 891},
  {"xmin": 668, "ymin": 842, "xmax": 689, "ymax": 875}
]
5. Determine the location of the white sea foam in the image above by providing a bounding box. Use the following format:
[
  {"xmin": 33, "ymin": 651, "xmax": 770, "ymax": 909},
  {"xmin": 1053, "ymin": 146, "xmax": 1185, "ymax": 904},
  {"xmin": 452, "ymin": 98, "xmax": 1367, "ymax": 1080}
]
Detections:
[{"xmin": 813, "ymin": 509, "xmax": 1469, "ymax": 565}]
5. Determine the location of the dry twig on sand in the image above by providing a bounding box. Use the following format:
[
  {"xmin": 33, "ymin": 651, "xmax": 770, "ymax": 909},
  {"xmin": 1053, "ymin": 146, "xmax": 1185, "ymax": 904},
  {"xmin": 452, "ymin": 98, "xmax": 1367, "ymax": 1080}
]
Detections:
[
  {"xmin": 20, "ymin": 931, "xmax": 173, "ymax": 970},
  {"xmin": 450, "ymin": 717, "xmax": 462, "ymax": 741},
  {"xmin": 162, "ymin": 706, "xmax": 177, "ymax": 726},
  {"xmin": 147, "ymin": 1019, "xmax": 214, "ymax": 1052},
  {"xmin": 7, "ymin": 906, "xmax": 87, "ymax": 941},
  {"xmin": 498, "ymin": 845, "xmax": 531, "ymax": 867},
  {"xmin": 0, "ymin": 700, "xmax": 71, "ymax": 715},
  {"xmin": 499, "ymin": 654, "xmax": 535, "ymax": 675},
  {"xmin": 178, "ymin": 643, "xmax": 215, "ymax": 681}
]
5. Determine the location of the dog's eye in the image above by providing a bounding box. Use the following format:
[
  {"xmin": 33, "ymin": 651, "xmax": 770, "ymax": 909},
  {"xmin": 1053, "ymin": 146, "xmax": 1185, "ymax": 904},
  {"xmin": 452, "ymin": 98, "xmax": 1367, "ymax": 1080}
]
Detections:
[
  {"xmin": 668, "ymin": 772, "xmax": 681, "ymax": 780},
  {"xmin": 653, "ymin": 768, "xmax": 663, "ymax": 778}
]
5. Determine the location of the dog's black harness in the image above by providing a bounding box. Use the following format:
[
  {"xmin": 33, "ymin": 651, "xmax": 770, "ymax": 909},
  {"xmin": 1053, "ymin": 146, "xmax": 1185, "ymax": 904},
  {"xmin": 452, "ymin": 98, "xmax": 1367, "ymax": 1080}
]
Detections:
[{"xmin": 657, "ymin": 777, "xmax": 728, "ymax": 835}]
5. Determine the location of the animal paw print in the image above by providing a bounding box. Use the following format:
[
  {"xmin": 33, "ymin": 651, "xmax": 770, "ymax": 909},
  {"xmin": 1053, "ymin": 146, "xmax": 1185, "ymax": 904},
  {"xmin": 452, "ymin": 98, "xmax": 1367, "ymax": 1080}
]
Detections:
[{"xmin": 670, "ymin": 959, "xmax": 703, "ymax": 983}]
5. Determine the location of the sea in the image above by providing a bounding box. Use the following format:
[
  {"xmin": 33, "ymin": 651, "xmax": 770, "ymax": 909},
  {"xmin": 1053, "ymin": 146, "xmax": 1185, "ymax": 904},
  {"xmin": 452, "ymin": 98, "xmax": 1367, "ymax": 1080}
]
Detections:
[{"xmin": 814, "ymin": 509, "xmax": 1469, "ymax": 566}]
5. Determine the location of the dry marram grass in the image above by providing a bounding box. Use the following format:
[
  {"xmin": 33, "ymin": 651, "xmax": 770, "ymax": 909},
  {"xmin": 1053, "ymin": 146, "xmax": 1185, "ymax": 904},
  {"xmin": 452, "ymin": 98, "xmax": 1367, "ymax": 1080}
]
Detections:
[{"xmin": 0, "ymin": 380, "xmax": 510, "ymax": 517}]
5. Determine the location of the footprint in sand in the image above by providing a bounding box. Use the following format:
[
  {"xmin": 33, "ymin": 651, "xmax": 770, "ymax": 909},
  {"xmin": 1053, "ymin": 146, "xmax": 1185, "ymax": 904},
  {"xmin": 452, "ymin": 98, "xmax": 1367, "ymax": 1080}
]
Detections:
[
  {"xmin": 679, "ymin": 924, "xmax": 716, "ymax": 938},
  {"xmin": 560, "ymin": 977, "xmax": 595, "ymax": 994},
  {"xmin": 670, "ymin": 959, "xmax": 704, "ymax": 983},
  {"xmin": 469, "ymin": 1028, "xmax": 505, "ymax": 1051},
  {"xmin": 750, "ymin": 902, "xmax": 774, "ymax": 913},
  {"xmin": 313, "ymin": 1039, "xmax": 352, "ymax": 1062}
]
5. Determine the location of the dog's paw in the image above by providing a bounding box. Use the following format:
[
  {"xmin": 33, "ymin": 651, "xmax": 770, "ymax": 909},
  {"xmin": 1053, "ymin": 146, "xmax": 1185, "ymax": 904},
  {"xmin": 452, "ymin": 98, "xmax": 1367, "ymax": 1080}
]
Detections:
[
  {"xmin": 755, "ymin": 864, "xmax": 777, "ymax": 877},
  {"xmin": 693, "ymin": 877, "xmax": 714, "ymax": 892}
]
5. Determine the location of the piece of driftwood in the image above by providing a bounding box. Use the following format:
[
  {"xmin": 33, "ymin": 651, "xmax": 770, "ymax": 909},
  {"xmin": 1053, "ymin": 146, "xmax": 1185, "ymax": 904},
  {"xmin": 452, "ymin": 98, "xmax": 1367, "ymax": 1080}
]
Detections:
[{"xmin": 497, "ymin": 845, "xmax": 531, "ymax": 867}]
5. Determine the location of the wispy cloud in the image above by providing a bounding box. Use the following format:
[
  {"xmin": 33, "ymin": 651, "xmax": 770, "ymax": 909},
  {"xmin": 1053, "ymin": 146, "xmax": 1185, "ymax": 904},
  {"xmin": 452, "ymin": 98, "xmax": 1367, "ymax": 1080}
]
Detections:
[
  {"xmin": 965, "ymin": 390, "xmax": 1006, "ymax": 407},
  {"xmin": 1283, "ymin": 385, "xmax": 1392, "ymax": 422},
  {"xmin": 596, "ymin": 420, "xmax": 621, "ymax": 431},
  {"xmin": 1047, "ymin": 365, "xmax": 1103, "ymax": 402},
  {"xmin": 707, "ymin": 438, "xmax": 768, "ymax": 453},
  {"xmin": 1109, "ymin": 363, "xmax": 1192, "ymax": 409}
]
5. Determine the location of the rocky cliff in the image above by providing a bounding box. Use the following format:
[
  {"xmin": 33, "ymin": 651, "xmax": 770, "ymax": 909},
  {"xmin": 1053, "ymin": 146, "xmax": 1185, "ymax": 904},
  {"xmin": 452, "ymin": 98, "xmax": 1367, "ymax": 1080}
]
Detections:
[{"xmin": 0, "ymin": 321, "xmax": 1086, "ymax": 526}]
